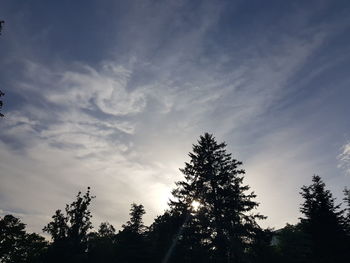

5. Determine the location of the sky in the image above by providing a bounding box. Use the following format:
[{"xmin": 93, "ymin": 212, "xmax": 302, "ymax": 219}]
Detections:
[{"xmin": 0, "ymin": 0, "xmax": 350, "ymax": 235}]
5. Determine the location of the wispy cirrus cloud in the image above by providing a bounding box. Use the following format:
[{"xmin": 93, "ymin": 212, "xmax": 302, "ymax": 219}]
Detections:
[
  {"xmin": 1, "ymin": 0, "xmax": 350, "ymax": 234},
  {"xmin": 338, "ymin": 143, "xmax": 350, "ymax": 176}
]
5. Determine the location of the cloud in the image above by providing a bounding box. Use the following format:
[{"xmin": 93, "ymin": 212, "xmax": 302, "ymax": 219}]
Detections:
[
  {"xmin": 1, "ymin": 0, "xmax": 349, "ymax": 234},
  {"xmin": 338, "ymin": 142, "xmax": 350, "ymax": 176}
]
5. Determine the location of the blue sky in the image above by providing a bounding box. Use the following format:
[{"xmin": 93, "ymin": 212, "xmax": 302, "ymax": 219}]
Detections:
[{"xmin": 1, "ymin": 0, "xmax": 349, "ymax": 234}]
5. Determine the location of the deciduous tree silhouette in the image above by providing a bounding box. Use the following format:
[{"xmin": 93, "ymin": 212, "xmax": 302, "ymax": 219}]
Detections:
[
  {"xmin": 0, "ymin": 214, "xmax": 47, "ymax": 263},
  {"xmin": 87, "ymin": 222, "xmax": 116, "ymax": 263},
  {"xmin": 43, "ymin": 187, "xmax": 94, "ymax": 262}
]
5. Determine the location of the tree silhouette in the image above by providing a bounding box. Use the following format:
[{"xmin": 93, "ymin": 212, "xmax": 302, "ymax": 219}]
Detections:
[
  {"xmin": 299, "ymin": 175, "xmax": 347, "ymax": 262},
  {"xmin": 273, "ymin": 223, "xmax": 311, "ymax": 263},
  {"xmin": 43, "ymin": 187, "xmax": 94, "ymax": 262},
  {"xmin": 115, "ymin": 203, "xmax": 150, "ymax": 262},
  {"xmin": 169, "ymin": 133, "xmax": 266, "ymax": 263},
  {"xmin": 344, "ymin": 188, "xmax": 350, "ymax": 233},
  {"xmin": 122, "ymin": 203, "xmax": 147, "ymax": 234},
  {"xmin": 148, "ymin": 211, "xmax": 186, "ymax": 263},
  {"xmin": 0, "ymin": 214, "xmax": 47, "ymax": 263},
  {"xmin": 87, "ymin": 222, "xmax": 116, "ymax": 263},
  {"xmin": 98, "ymin": 222, "xmax": 115, "ymax": 237}
]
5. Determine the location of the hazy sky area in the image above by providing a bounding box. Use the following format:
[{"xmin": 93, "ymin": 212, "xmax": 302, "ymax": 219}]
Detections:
[{"xmin": 1, "ymin": 0, "xmax": 350, "ymax": 235}]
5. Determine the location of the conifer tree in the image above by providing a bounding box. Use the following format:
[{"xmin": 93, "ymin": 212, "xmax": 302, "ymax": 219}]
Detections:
[
  {"xmin": 344, "ymin": 187, "xmax": 350, "ymax": 233},
  {"xmin": 122, "ymin": 203, "xmax": 146, "ymax": 234},
  {"xmin": 169, "ymin": 133, "xmax": 265, "ymax": 263},
  {"xmin": 299, "ymin": 175, "xmax": 347, "ymax": 263},
  {"xmin": 115, "ymin": 203, "xmax": 150, "ymax": 263}
]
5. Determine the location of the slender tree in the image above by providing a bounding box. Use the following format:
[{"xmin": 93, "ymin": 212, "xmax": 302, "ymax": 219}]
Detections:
[
  {"xmin": 115, "ymin": 203, "xmax": 150, "ymax": 262},
  {"xmin": 122, "ymin": 203, "xmax": 147, "ymax": 234},
  {"xmin": 169, "ymin": 133, "xmax": 265, "ymax": 263},
  {"xmin": 43, "ymin": 187, "xmax": 94, "ymax": 262}
]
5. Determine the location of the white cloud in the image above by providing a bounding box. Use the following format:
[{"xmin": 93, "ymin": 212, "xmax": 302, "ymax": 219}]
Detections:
[
  {"xmin": 338, "ymin": 142, "xmax": 350, "ymax": 176},
  {"xmin": 2, "ymin": 0, "xmax": 348, "ymax": 235}
]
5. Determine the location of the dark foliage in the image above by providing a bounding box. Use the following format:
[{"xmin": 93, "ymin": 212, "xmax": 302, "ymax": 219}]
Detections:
[
  {"xmin": 87, "ymin": 222, "xmax": 116, "ymax": 263},
  {"xmin": 299, "ymin": 175, "xmax": 348, "ymax": 263},
  {"xmin": 168, "ymin": 133, "xmax": 266, "ymax": 263},
  {"xmin": 43, "ymin": 187, "xmax": 94, "ymax": 262},
  {"xmin": 0, "ymin": 215, "xmax": 48, "ymax": 263},
  {"xmin": 273, "ymin": 223, "xmax": 311, "ymax": 263},
  {"xmin": 115, "ymin": 203, "xmax": 151, "ymax": 263},
  {"xmin": 2, "ymin": 134, "xmax": 350, "ymax": 263},
  {"xmin": 344, "ymin": 188, "xmax": 350, "ymax": 234}
]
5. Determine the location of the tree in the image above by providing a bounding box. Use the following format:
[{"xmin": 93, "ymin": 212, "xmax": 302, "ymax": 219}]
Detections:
[
  {"xmin": 98, "ymin": 222, "xmax": 115, "ymax": 237},
  {"xmin": 43, "ymin": 187, "xmax": 94, "ymax": 262},
  {"xmin": 169, "ymin": 133, "xmax": 265, "ymax": 263},
  {"xmin": 87, "ymin": 222, "xmax": 116, "ymax": 263},
  {"xmin": 115, "ymin": 203, "xmax": 150, "ymax": 262},
  {"xmin": 273, "ymin": 224, "xmax": 311, "ymax": 263},
  {"xmin": 299, "ymin": 175, "xmax": 347, "ymax": 263},
  {"xmin": 148, "ymin": 211, "xmax": 187, "ymax": 263},
  {"xmin": 344, "ymin": 187, "xmax": 350, "ymax": 233},
  {"xmin": 122, "ymin": 203, "xmax": 146, "ymax": 234},
  {"xmin": 0, "ymin": 214, "xmax": 47, "ymax": 263}
]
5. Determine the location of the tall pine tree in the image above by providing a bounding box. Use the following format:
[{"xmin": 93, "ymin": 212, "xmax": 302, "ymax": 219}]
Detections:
[
  {"xmin": 299, "ymin": 175, "xmax": 347, "ymax": 263},
  {"xmin": 169, "ymin": 133, "xmax": 265, "ymax": 263}
]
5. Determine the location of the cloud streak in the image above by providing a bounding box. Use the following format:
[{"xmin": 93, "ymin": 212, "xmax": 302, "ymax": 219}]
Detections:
[{"xmin": 1, "ymin": 0, "xmax": 350, "ymax": 233}]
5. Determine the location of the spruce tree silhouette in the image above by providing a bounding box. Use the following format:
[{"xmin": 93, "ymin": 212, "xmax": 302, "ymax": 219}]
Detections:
[
  {"xmin": 300, "ymin": 175, "xmax": 347, "ymax": 263},
  {"xmin": 168, "ymin": 133, "xmax": 266, "ymax": 263},
  {"xmin": 115, "ymin": 203, "xmax": 150, "ymax": 263}
]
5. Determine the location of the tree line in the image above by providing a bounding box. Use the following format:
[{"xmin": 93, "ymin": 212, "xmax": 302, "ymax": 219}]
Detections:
[{"xmin": 1, "ymin": 133, "xmax": 350, "ymax": 263}]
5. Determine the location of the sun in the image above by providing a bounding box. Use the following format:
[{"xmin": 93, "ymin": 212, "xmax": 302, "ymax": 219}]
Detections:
[{"xmin": 191, "ymin": 200, "xmax": 201, "ymax": 211}]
